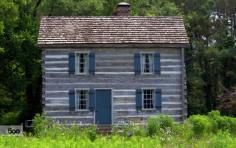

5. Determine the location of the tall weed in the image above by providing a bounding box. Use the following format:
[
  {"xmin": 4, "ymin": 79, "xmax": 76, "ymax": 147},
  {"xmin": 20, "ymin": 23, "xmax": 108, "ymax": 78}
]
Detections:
[
  {"xmin": 187, "ymin": 115, "xmax": 213, "ymax": 137},
  {"xmin": 147, "ymin": 115, "xmax": 174, "ymax": 136},
  {"xmin": 208, "ymin": 110, "xmax": 236, "ymax": 135}
]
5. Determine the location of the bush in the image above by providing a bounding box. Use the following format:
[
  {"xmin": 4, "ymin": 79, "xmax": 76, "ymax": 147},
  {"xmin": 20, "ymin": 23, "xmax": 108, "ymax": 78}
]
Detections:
[
  {"xmin": 226, "ymin": 117, "xmax": 236, "ymax": 135},
  {"xmin": 132, "ymin": 125, "xmax": 147, "ymax": 137},
  {"xmin": 147, "ymin": 117, "xmax": 159, "ymax": 136},
  {"xmin": 84, "ymin": 125, "xmax": 97, "ymax": 141},
  {"xmin": 147, "ymin": 115, "xmax": 174, "ymax": 136},
  {"xmin": 187, "ymin": 115, "xmax": 212, "ymax": 136},
  {"xmin": 207, "ymin": 110, "xmax": 236, "ymax": 134},
  {"xmin": 208, "ymin": 110, "xmax": 221, "ymax": 117},
  {"xmin": 207, "ymin": 110, "xmax": 222, "ymax": 133},
  {"xmin": 66, "ymin": 124, "xmax": 81, "ymax": 139},
  {"xmin": 187, "ymin": 110, "xmax": 236, "ymax": 136},
  {"xmin": 172, "ymin": 122, "xmax": 192, "ymax": 140},
  {"xmin": 33, "ymin": 114, "xmax": 53, "ymax": 137}
]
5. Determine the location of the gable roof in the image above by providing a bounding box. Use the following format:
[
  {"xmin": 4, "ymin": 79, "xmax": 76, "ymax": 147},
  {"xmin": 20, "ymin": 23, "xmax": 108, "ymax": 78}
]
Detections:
[{"xmin": 37, "ymin": 16, "xmax": 189, "ymax": 48}]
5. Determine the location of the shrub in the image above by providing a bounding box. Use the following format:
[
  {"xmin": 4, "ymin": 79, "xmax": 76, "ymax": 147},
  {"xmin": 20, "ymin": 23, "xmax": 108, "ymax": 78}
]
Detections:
[
  {"xmin": 46, "ymin": 124, "xmax": 66, "ymax": 139},
  {"xmin": 66, "ymin": 124, "xmax": 81, "ymax": 139},
  {"xmin": 207, "ymin": 110, "xmax": 236, "ymax": 134},
  {"xmin": 147, "ymin": 115, "xmax": 174, "ymax": 136},
  {"xmin": 226, "ymin": 117, "xmax": 236, "ymax": 135},
  {"xmin": 132, "ymin": 125, "xmax": 147, "ymax": 137},
  {"xmin": 172, "ymin": 122, "xmax": 192, "ymax": 140},
  {"xmin": 207, "ymin": 110, "xmax": 222, "ymax": 132},
  {"xmin": 84, "ymin": 125, "xmax": 97, "ymax": 141},
  {"xmin": 187, "ymin": 115, "xmax": 213, "ymax": 136},
  {"xmin": 208, "ymin": 110, "xmax": 221, "ymax": 117},
  {"xmin": 217, "ymin": 116, "xmax": 236, "ymax": 135},
  {"xmin": 33, "ymin": 114, "xmax": 52, "ymax": 137},
  {"xmin": 147, "ymin": 117, "xmax": 159, "ymax": 136}
]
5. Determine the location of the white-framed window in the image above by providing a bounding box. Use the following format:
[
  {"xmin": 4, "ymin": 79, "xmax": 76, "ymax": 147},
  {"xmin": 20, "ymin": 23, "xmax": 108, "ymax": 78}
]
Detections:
[
  {"xmin": 142, "ymin": 89, "xmax": 155, "ymax": 109},
  {"xmin": 141, "ymin": 53, "xmax": 154, "ymax": 74},
  {"xmin": 76, "ymin": 90, "xmax": 89, "ymax": 110},
  {"xmin": 75, "ymin": 53, "xmax": 89, "ymax": 74}
]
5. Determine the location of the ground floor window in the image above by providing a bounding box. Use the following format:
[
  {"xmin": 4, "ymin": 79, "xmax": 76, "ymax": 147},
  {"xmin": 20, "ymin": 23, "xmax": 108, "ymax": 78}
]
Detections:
[
  {"xmin": 143, "ymin": 89, "xmax": 154, "ymax": 109},
  {"xmin": 76, "ymin": 90, "xmax": 89, "ymax": 110}
]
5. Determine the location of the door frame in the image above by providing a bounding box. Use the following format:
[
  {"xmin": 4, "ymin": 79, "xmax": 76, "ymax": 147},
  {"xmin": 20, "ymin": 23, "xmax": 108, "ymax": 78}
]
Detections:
[{"xmin": 94, "ymin": 88, "xmax": 113, "ymax": 125}]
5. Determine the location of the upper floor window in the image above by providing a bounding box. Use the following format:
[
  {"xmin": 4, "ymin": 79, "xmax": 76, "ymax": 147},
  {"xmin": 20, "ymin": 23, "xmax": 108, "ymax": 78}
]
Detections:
[
  {"xmin": 143, "ymin": 89, "xmax": 154, "ymax": 109},
  {"xmin": 76, "ymin": 90, "xmax": 89, "ymax": 110},
  {"xmin": 141, "ymin": 53, "xmax": 154, "ymax": 74},
  {"xmin": 75, "ymin": 53, "xmax": 89, "ymax": 74}
]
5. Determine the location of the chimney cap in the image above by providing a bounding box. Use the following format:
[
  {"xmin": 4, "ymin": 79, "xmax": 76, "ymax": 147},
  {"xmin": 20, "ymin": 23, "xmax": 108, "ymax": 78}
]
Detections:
[{"xmin": 117, "ymin": 2, "xmax": 130, "ymax": 6}]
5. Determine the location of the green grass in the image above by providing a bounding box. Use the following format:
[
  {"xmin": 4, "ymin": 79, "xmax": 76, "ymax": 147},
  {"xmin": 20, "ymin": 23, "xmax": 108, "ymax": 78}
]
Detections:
[
  {"xmin": 0, "ymin": 136, "xmax": 161, "ymax": 148},
  {"xmin": 0, "ymin": 131, "xmax": 236, "ymax": 148},
  {"xmin": 1, "ymin": 111, "xmax": 236, "ymax": 148}
]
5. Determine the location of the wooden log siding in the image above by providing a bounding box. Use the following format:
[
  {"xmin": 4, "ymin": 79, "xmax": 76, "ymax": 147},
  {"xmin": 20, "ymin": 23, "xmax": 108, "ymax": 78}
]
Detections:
[{"xmin": 42, "ymin": 48, "xmax": 184, "ymax": 124}]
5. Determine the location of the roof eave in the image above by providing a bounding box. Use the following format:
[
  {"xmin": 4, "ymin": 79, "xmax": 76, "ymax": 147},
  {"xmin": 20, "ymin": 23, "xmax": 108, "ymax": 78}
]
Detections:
[{"xmin": 37, "ymin": 43, "xmax": 189, "ymax": 49}]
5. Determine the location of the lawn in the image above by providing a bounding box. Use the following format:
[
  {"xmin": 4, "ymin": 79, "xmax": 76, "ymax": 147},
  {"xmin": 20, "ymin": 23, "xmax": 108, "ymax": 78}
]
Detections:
[
  {"xmin": 0, "ymin": 111, "xmax": 236, "ymax": 148},
  {"xmin": 1, "ymin": 131, "xmax": 236, "ymax": 148}
]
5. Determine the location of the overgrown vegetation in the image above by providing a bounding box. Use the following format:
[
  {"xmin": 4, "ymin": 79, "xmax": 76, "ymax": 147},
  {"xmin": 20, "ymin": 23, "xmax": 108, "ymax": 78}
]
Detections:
[
  {"xmin": 1, "ymin": 111, "xmax": 236, "ymax": 147},
  {"xmin": 147, "ymin": 115, "xmax": 174, "ymax": 136}
]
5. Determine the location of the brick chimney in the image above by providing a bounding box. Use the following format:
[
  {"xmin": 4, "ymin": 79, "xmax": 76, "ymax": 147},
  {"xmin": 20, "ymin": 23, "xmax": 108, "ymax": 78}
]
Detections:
[{"xmin": 114, "ymin": 2, "xmax": 131, "ymax": 16}]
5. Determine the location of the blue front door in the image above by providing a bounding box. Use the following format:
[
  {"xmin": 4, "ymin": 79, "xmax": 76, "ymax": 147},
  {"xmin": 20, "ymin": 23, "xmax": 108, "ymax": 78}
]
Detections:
[{"xmin": 95, "ymin": 89, "xmax": 112, "ymax": 124}]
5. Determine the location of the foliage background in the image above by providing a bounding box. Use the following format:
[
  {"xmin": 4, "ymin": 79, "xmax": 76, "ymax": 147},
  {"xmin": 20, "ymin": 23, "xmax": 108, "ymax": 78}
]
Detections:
[{"xmin": 0, "ymin": 0, "xmax": 235, "ymax": 124}]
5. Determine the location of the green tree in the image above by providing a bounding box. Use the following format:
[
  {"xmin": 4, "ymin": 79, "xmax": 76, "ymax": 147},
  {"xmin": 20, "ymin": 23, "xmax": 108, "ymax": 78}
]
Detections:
[
  {"xmin": 0, "ymin": 0, "xmax": 42, "ymax": 123},
  {"xmin": 39, "ymin": 0, "xmax": 104, "ymax": 16}
]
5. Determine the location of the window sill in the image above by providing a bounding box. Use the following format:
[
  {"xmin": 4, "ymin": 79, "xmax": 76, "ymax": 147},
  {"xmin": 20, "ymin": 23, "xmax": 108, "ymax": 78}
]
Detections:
[
  {"xmin": 140, "ymin": 73, "xmax": 161, "ymax": 75},
  {"xmin": 141, "ymin": 108, "xmax": 156, "ymax": 111},
  {"xmin": 141, "ymin": 73, "xmax": 154, "ymax": 75},
  {"xmin": 75, "ymin": 109, "xmax": 90, "ymax": 112},
  {"xmin": 74, "ymin": 73, "xmax": 89, "ymax": 75}
]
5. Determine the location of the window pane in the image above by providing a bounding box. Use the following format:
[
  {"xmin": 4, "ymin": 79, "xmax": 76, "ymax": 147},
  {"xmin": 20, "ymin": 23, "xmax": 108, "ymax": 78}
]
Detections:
[
  {"xmin": 80, "ymin": 54, "xmax": 85, "ymax": 73},
  {"xmin": 75, "ymin": 54, "xmax": 79, "ymax": 74},
  {"xmin": 76, "ymin": 90, "xmax": 88, "ymax": 110},
  {"xmin": 76, "ymin": 53, "xmax": 88, "ymax": 74},
  {"xmin": 84, "ymin": 54, "xmax": 88, "ymax": 73},
  {"xmin": 143, "ymin": 89, "xmax": 154, "ymax": 109},
  {"xmin": 142, "ymin": 54, "xmax": 154, "ymax": 73}
]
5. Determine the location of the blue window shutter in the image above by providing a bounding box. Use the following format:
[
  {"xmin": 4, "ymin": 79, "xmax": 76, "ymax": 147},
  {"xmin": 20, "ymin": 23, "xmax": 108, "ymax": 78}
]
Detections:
[
  {"xmin": 136, "ymin": 89, "xmax": 142, "ymax": 110},
  {"xmin": 89, "ymin": 53, "xmax": 95, "ymax": 74},
  {"xmin": 68, "ymin": 53, "xmax": 75, "ymax": 74},
  {"xmin": 134, "ymin": 53, "xmax": 141, "ymax": 74},
  {"xmin": 155, "ymin": 89, "xmax": 162, "ymax": 109},
  {"xmin": 154, "ymin": 53, "xmax": 160, "ymax": 74},
  {"xmin": 69, "ymin": 90, "xmax": 75, "ymax": 111},
  {"xmin": 89, "ymin": 89, "xmax": 95, "ymax": 111}
]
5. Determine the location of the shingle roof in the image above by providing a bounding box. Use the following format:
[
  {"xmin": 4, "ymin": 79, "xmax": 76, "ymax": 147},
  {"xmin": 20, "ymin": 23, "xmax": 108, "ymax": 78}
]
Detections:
[{"xmin": 37, "ymin": 16, "xmax": 189, "ymax": 47}]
